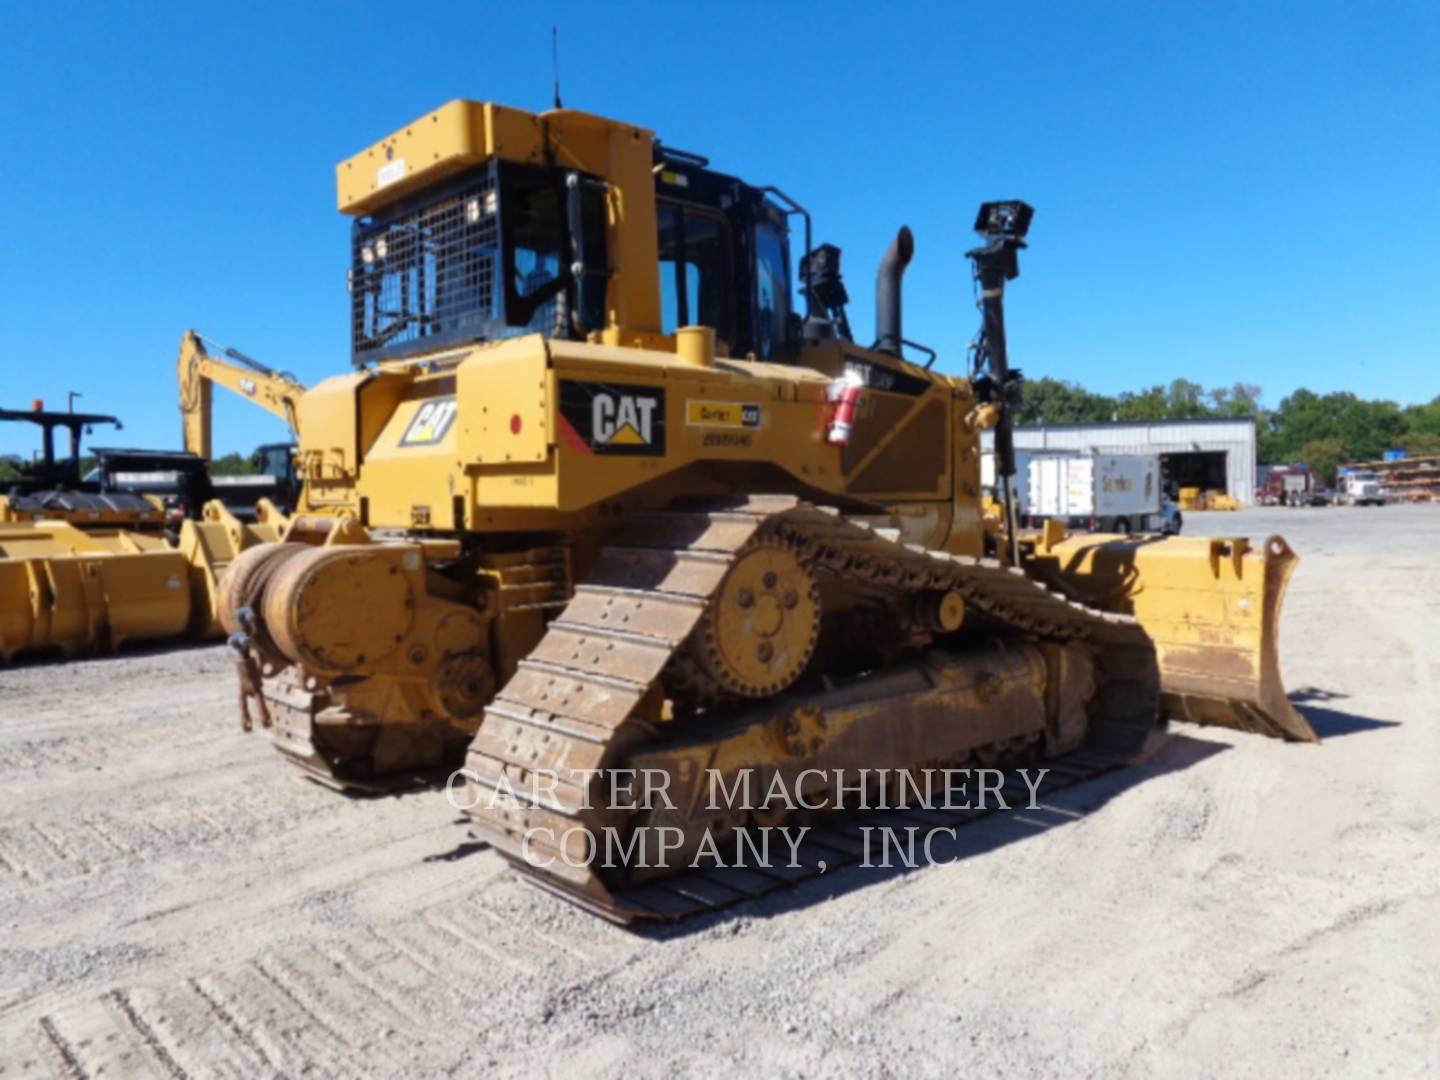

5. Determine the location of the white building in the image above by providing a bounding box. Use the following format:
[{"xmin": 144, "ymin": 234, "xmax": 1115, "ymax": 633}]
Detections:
[{"xmin": 982, "ymin": 417, "xmax": 1258, "ymax": 505}]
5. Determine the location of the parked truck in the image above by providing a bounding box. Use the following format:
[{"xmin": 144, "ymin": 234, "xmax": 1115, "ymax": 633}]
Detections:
[
  {"xmin": 1340, "ymin": 471, "xmax": 1385, "ymax": 506},
  {"xmin": 1258, "ymin": 464, "xmax": 1312, "ymax": 506},
  {"xmin": 1025, "ymin": 453, "xmax": 1180, "ymax": 534}
]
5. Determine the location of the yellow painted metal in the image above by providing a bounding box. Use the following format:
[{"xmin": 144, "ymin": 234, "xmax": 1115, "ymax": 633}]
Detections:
[
  {"xmin": 0, "ymin": 331, "xmax": 298, "ymax": 663},
  {"xmin": 0, "ymin": 522, "xmax": 192, "ymax": 662},
  {"xmin": 219, "ymin": 532, "xmax": 544, "ymax": 741},
  {"xmin": 177, "ymin": 330, "xmax": 304, "ymax": 460},
  {"xmin": 0, "ymin": 499, "xmax": 288, "ymax": 663},
  {"xmin": 175, "ymin": 499, "xmax": 289, "ymax": 637},
  {"xmin": 338, "ymin": 102, "xmax": 663, "ymax": 336},
  {"xmin": 674, "ymin": 326, "xmax": 717, "ymax": 368},
  {"xmin": 1177, "ymin": 488, "xmax": 1239, "ymax": 512},
  {"xmin": 336, "ymin": 100, "xmax": 539, "ymax": 216},
  {"xmin": 1030, "ymin": 532, "xmax": 1314, "ymax": 741},
  {"xmin": 290, "ymin": 334, "xmax": 969, "ymax": 544},
  {"xmin": 694, "ymin": 540, "xmax": 820, "ymax": 697}
]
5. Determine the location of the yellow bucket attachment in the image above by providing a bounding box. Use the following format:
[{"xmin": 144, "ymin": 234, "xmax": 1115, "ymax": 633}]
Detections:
[
  {"xmin": 0, "ymin": 522, "xmax": 193, "ymax": 662},
  {"xmin": 0, "ymin": 500, "xmax": 289, "ymax": 663},
  {"xmin": 1032, "ymin": 532, "xmax": 1315, "ymax": 743},
  {"xmin": 175, "ymin": 498, "xmax": 290, "ymax": 637}
]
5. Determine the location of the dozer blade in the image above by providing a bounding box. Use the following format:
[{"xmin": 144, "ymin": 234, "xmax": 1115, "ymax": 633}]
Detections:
[{"xmin": 1031, "ymin": 532, "xmax": 1315, "ymax": 743}]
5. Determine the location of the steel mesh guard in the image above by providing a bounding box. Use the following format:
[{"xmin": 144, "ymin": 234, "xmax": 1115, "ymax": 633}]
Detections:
[{"xmin": 349, "ymin": 172, "xmax": 500, "ymax": 362}]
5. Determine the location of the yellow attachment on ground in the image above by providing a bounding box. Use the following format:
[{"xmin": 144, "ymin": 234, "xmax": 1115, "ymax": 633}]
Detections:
[
  {"xmin": 0, "ymin": 500, "xmax": 290, "ymax": 663},
  {"xmin": 1030, "ymin": 532, "xmax": 1314, "ymax": 742},
  {"xmin": 0, "ymin": 522, "xmax": 193, "ymax": 662},
  {"xmin": 174, "ymin": 499, "xmax": 289, "ymax": 637},
  {"xmin": 1178, "ymin": 488, "xmax": 1239, "ymax": 512}
]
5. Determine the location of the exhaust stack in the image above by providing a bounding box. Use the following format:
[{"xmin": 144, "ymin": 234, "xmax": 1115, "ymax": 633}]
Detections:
[{"xmin": 874, "ymin": 227, "xmax": 914, "ymax": 356}]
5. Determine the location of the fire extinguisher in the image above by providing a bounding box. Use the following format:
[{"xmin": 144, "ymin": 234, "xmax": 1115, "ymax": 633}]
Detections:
[{"xmin": 826, "ymin": 371, "xmax": 864, "ymax": 446}]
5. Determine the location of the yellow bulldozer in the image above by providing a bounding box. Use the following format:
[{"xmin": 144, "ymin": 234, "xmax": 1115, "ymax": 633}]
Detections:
[{"xmin": 219, "ymin": 100, "xmax": 1311, "ymax": 921}]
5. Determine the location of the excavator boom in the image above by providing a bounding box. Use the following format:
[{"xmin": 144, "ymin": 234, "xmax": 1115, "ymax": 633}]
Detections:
[{"xmin": 177, "ymin": 330, "xmax": 304, "ymax": 459}]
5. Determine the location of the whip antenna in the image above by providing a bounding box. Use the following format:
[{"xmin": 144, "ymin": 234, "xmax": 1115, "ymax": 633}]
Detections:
[{"xmin": 552, "ymin": 27, "xmax": 563, "ymax": 109}]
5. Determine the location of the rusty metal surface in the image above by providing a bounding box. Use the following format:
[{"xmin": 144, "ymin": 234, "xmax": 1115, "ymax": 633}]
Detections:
[{"xmin": 463, "ymin": 496, "xmax": 1165, "ymax": 922}]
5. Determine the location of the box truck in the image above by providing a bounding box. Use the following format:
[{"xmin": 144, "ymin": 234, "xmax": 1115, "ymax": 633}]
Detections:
[{"xmin": 1026, "ymin": 453, "xmax": 1180, "ymax": 534}]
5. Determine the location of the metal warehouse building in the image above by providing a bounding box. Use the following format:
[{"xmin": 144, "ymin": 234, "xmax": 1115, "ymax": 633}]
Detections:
[{"xmin": 982, "ymin": 418, "xmax": 1258, "ymax": 505}]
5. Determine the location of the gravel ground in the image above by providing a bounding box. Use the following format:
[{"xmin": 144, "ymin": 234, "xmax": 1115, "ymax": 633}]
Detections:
[{"xmin": 0, "ymin": 505, "xmax": 1436, "ymax": 1078}]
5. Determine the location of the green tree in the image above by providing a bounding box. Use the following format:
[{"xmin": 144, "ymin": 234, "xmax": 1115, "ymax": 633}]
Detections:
[
  {"xmin": 1010, "ymin": 376, "xmax": 1428, "ymax": 468},
  {"xmin": 1343, "ymin": 399, "xmax": 1406, "ymax": 461},
  {"xmin": 1211, "ymin": 382, "xmax": 1264, "ymax": 418},
  {"xmin": 1402, "ymin": 397, "xmax": 1440, "ymax": 438},
  {"xmin": 1165, "ymin": 378, "xmax": 1210, "ymax": 418},
  {"xmin": 0, "ymin": 458, "xmax": 21, "ymax": 482},
  {"xmin": 1299, "ymin": 438, "xmax": 1346, "ymax": 485},
  {"xmin": 1396, "ymin": 432, "xmax": 1440, "ymax": 457},
  {"xmin": 210, "ymin": 452, "xmax": 255, "ymax": 476},
  {"xmin": 1114, "ymin": 385, "xmax": 1168, "ymax": 421},
  {"xmin": 1017, "ymin": 378, "xmax": 1117, "ymax": 425},
  {"xmin": 1269, "ymin": 388, "xmax": 1331, "ymax": 461}
]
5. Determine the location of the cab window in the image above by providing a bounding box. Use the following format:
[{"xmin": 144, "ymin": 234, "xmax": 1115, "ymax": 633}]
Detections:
[
  {"xmin": 657, "ymin": 200, "xmax": 732, "ymax": 343},
  {"xmin": 754, "ymin": 221, "xmax": 790, "ymax": 360}
]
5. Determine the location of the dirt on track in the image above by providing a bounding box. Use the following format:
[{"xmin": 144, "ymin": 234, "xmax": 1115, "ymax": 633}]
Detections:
[{"xmin": 1, "ymin": 506, "xmax": 1436, "ymax": 1078}]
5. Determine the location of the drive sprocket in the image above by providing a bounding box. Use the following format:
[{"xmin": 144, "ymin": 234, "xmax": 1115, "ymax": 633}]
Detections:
[{"xmin": 686, "ymin": 537, "xmax": 820, "ymax": 698}]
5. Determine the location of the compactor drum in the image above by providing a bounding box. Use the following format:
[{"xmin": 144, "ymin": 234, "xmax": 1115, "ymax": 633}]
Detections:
[{"xmin": 222, "ymin": 100, "xmax": 1310, "ymax": 919}]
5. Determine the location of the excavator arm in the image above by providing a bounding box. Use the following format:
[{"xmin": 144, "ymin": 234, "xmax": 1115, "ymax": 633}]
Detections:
[{"xmin": 177, "ymin": 330, "xmax": 304, "ymax": 460}]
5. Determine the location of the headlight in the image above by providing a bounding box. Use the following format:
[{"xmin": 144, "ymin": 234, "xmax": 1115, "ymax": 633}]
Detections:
[
  {"xmin": 361, "ymin": 244, "xmax": 375, "ymax": 265},
  {"xmin": 375, "ymin": 237, "xmax": 388, "ymax": 259},
  {"xmin": 465, "ymin": 198, "xmax": 481, "ymax": 224}
]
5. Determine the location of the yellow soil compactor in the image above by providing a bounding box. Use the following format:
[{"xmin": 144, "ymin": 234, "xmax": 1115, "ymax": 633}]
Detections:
[{"xmin": 220, "ymin": 101, "xmax": 1312, "ymax": 921}]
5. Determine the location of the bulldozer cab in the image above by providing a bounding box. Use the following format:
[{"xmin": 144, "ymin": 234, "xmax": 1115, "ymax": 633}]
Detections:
[
  {"xmin": 348, "ymin": 159, "xmax": 609, "ymax": 365},
  {"xmin": 651, "ymin": 148, "xmax": 795, "ymax": 362},
  {"xmin": 340, "ymin": 102, "xmax": 802, "ymax": 368}
]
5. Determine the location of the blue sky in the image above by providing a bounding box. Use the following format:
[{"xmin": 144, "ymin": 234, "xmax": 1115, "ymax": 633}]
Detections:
[{"xmin": 1, "ymin": 2, "xmax": 1435, "ymax": 458}]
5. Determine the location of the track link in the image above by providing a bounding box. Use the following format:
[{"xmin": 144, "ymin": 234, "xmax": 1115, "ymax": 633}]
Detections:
[{"xmin": 463, "ymin": 495, "xmax": 1163, "ymax": 922}]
